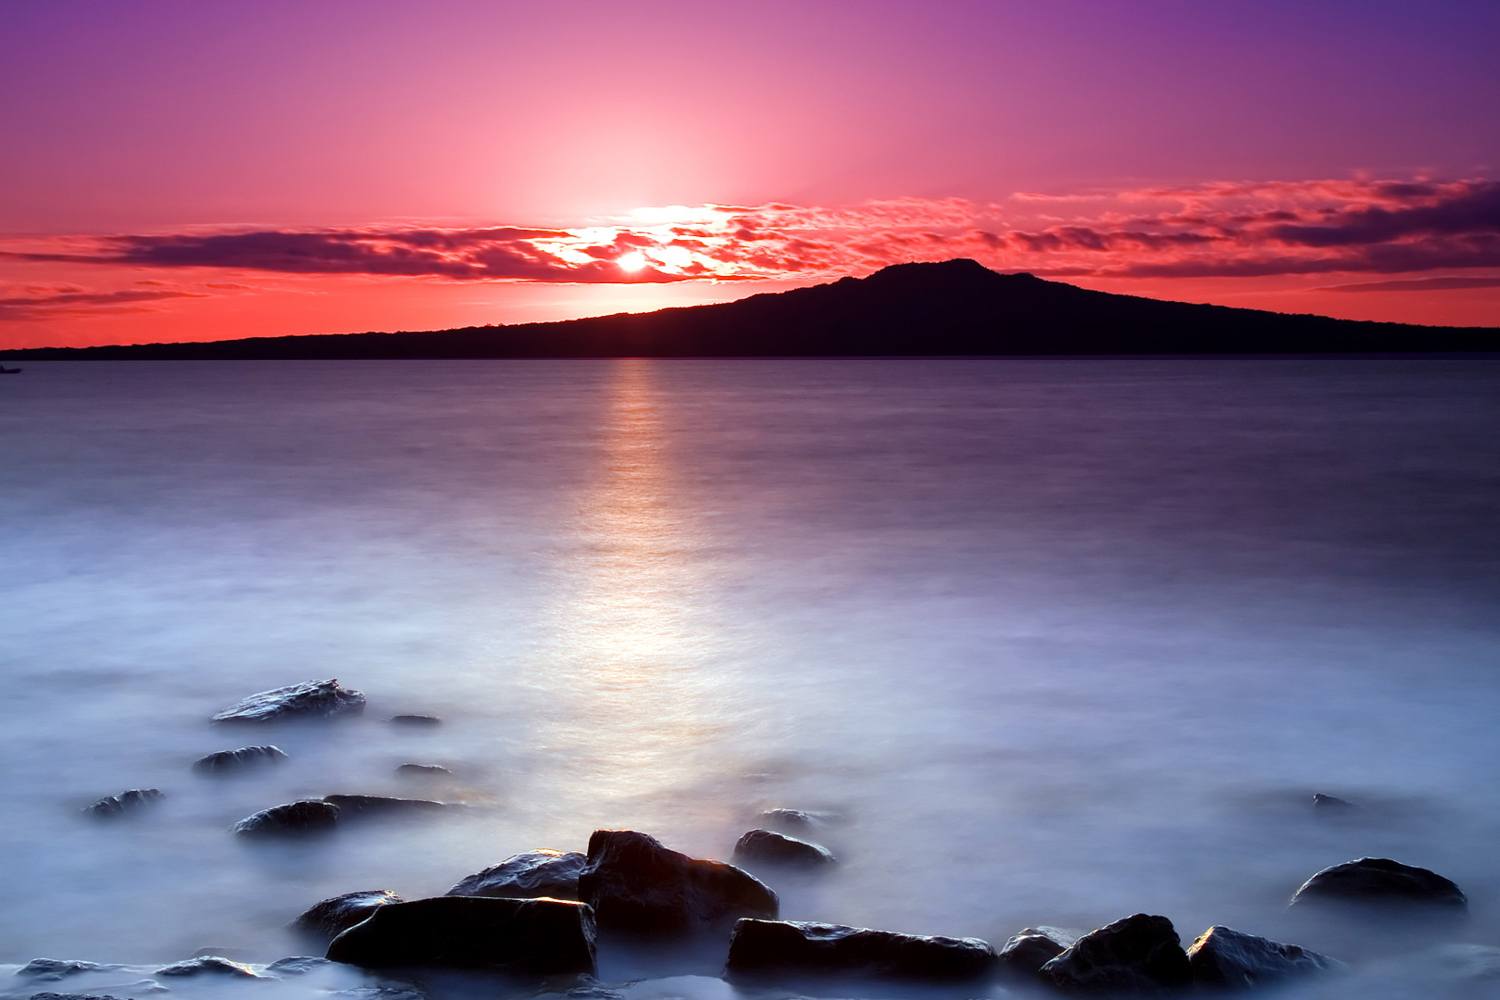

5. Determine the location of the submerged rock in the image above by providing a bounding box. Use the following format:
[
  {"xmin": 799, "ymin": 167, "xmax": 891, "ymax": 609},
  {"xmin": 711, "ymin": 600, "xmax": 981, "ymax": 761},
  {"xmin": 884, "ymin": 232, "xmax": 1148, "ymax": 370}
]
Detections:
[
  {"xmin": 726, "ymin": 918, "xmax": 996, "ymax": 980},
  {"xmin": 85, "ymin": 789, "xmax": 163, "ymax": 818},
  {"xmin": 321, "ymin": 794, "xmax": 449, "ymax": 818},
  {"xmin": 576, "ymin": 829, "xmax": 777, "ymax": 934},
  {"xmin": 396, "ymin": 764, "xmax": 451, "ymax": 778},
  {"xmin": 325, "ymin": 896, "xmax": 596, "ymax": 974},
  {"xmin": 996, "ymin": 926, "xmax": 1079, "ymax": 979},
  {"xmin": 1040, "ymin": 913, "xmax": 1192, "ymax": 994},
  {"xmin": 733, "ymin": 829, "xmax": 836, "ymax": 868},
  {"xmin": 16, "ymin": 960, "xmax": 124, "ymax": 981},
  {"xmin": 758, "ymin": 808, "xmax": 837, "ymax": 833},
  {"xmin": 232, "ymin": 799, "xmax": 341, "ymax": 837},
  {"xmin": 448, "ymin": 849, "xmax": 586, "ymax": 900},
  {"xmin": 1187, "ymin": 925, "xmax": 1341, "ymax": 989},
  {"xmin": 154, "ymin": 956, "xmax": 262, "ymax": 978},
  {"xmin": 1290, "ymin": 857, "xmax": 1467, "ymax": 910},
  {"xmin": 193, "ymin": 745, "xmax": 288, "ymax": 774},
  {"xmin": 213, "ymin": 679, "xmax": 366, "ymax": 723},
  {"xmin": 389, "ymin": 715, "xmax": 440, "ymax": 727},
  {"xmin": 264, "ymin": 957, "xmax": 331, "ymax": 976},
  {"xmin": 30, "ymin": 993, "xmax": 128, "ymax": 1000},
  {"xmin": 1312, "ymin": 792, "xmax": 1356, "ymax": 811},
  {"xmin": 294, "ymin": 890, "xmax": 405, "ymax": 941}
]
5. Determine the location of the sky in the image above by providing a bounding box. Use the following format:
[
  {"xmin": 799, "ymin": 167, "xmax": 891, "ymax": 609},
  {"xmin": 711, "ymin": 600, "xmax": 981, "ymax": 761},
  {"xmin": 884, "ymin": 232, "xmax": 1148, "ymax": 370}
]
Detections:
[{"xmin": 1, "ymin": 0, "xmax": 1498, "ymax": 348}]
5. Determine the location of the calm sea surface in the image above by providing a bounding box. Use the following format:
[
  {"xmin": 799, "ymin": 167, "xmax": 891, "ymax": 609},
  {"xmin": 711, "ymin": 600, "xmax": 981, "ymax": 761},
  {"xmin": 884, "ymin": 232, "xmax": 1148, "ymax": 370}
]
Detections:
[{"xmin": 2, "ymin": 359, "xmax": 1498, "ymax": 999}]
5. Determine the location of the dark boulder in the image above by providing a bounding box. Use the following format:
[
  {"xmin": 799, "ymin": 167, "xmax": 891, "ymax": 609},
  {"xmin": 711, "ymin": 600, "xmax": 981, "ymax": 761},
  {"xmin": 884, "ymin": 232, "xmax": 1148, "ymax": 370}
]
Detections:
[
  {"xmin": 733, "ymin": 829, "xmax": 835, "ymax": 869},
  {"xmin": 232, "ymin": 799, "xmax": 341, "ymax": 837},
  {"xmin": 996, "ymin": 926, "xmax": 1078, "ymax": 978},
  {"xmin": 390, "ymin": 715, "xmax": 440, "ymax": 727},
  {"xmin": 294, "ymin": 890, "xmax": 404, "ymax": 941},
  {"xmin": 321, "ymin": 795, "xmax": 449, "ymax": 818},
  {"xmin": 193, "ymin": 745, "xmax": 288, "ymax": 774},
  {"xmin": 16, "ymin": 961, "xmax": 123, "ymax": 981},
  {"xmin": 396, "ymin": 764, "xmax": 451, "ymax": 778},
  {"xmin": 726, "ymin": 919, "xmax": 996, "ymax": 980},
  {"xmin": 154, "ymin": 957, "xmax": 262, "ymax": 978},
  {"xmin": 1040, "ymin": 913, "xmax": 1192, "ymax": 994},
  {"xmin": 448, "ymin": 850, "xmax": 586, "ymax": 900},
  {"xmin": 85, "ymin": 789, "xmax": 163, "ymax": 818},
  {"xmin": 758, "ymin": 808, "xmax": 836, "ymax": 833},
  {"xmin": 325, "ymin": 896, "xmax": 595, "ymax": 974},
  {"xmin": 1312, "ymin": 793, "xmax": 1355, "ymax": 811},
  {"xmin": 1187, "ymin": 925, "xmax": 1341, "ymax": 989},
  {"xmin": 576, "ymin": 829, "xmax": 777, "ymax": 934},
  {"xmin": 1289, "ymin": 857, "xmax": 1467, "ymax": 910},
  {"xmin": 213, "ymin": 679, "xmax": 365, "ymax": 723}
]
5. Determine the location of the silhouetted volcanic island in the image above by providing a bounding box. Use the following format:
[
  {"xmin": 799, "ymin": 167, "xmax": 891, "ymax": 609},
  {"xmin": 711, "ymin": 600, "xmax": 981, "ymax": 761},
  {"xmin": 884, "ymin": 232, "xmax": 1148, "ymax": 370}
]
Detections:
[{"xmin": 15, "ymin": 260, "xmax": 1499, "ymax": 358}]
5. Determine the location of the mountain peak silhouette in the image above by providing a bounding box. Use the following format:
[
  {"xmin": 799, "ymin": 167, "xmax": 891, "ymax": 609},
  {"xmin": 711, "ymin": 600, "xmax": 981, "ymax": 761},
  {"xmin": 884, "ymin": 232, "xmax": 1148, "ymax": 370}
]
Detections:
[{"xmin": 12, "ymin": 259, "xmax": 1497, "ymax": 358}]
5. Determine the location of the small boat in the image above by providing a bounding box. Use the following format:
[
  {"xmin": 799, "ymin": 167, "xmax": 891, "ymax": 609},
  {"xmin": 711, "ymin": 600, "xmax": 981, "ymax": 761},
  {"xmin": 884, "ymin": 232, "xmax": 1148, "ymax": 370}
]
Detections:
[{"xmin": 0, "ymin": 365, "xmax": 21, "ymax": 374}]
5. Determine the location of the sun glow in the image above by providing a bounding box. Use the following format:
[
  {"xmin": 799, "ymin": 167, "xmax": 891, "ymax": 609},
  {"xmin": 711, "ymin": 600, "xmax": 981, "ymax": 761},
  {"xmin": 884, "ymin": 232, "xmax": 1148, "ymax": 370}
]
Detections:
[{"xmin": 616, "ymin": 250, "xmax": 648, "ymax": 272}]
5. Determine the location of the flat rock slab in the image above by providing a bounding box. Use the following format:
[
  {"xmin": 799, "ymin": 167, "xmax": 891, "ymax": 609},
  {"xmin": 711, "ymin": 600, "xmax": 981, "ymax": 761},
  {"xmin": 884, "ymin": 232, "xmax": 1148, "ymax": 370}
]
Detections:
[
  {"xmin": 1290, "ymin": 857, "xmax": 1467, "ymax": 909},
  {"xmin": 16, "ymin": 961, "xmax": 126, "ymax": 981},
  {"xmin": 325, "ymin": 896, "xmax": 596, "ymax": 974},
  {"xmin": 727, "ymin": 919, "xmax": 996, "ymax": 980},
  {"xmin": 193, "ymin": 745, "xmax": 288, "ymax": 774},
  {"xmin": 396, "ymin": 764, "xmax": 451, "ymax": 777},
  {"xmin": 448, "ymin": 849, "xmax": 586, "ymax": 900},
  {"xmin": 733, "ymin": 829, "xmax": 835, "ymax": 868},
  {"xmin": 233, "ymin": 799, "xmax": 341, "ymax": 837},
  {"xmin": 85, "ymin": 789, "xmax": 163, "ymax": 818},
  {"xmin": 264, "ymin": 957, "xmax": 331, "ymax": 976},
  {"xmin": 30, "ymin": 993, "xmax": 129, "ymax": 1000},
  {"xmin": 321, "ymin": 794, "xmax": 449, "ymax": 818},
  {"xmin": 294, "ymin": 890, "xmax": 405, "ymax": 941},
  {"xmin": 1040, "ymin": 913, "xmax": 1192, "ymax": 994},
  {"xmin": 154, "ymin": 957, "xmax": 262, "ymax": 978},
  {"xmin": 997, "ymin": 926, "xmax": 1079, "ymax": 978},
  {"xmin": 213, "ymin": 679, "xmax": 365, "ymax": 723},
  {"xmin": 389, "ymin": 715, "xmax": 440, "ymax": 727},
  {"xmin": 1187, "ymin": 925, "xmax": 1341, "ymax": 989},
  {"xmin": 577, "ymin": 829, "xmax": 777, "ymax": 934}
]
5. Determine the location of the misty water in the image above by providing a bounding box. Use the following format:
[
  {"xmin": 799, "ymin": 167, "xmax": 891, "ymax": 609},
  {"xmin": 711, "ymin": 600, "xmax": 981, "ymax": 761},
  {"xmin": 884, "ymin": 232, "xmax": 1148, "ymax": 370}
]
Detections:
[{"xmin": 2, "ymin": 358, "xmax": 1499, "ymax": 1000}]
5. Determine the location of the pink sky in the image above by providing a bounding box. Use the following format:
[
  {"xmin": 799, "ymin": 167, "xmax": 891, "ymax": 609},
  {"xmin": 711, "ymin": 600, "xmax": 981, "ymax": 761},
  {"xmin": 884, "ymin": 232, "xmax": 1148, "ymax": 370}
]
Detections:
[{"xmin": 3, "ymin": 1, "xmax": 1498, "ymax": 347}]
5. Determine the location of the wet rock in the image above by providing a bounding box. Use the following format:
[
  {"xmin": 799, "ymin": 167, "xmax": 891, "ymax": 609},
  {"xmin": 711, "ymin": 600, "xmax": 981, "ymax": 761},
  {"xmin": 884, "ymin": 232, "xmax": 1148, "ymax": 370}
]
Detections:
[
  {"xmin": 733, "ymin": 829, "xmax": 835, "ymax": 868},
  {"xmin": 85, "ymin": 789, "xmax": 163, "ymax": 818},
  {"xmin": 326, "ymin": 896, "xmax": 596, "ymax": 974},
  {"xmin": 265, "ymin": 957, "xmax": 330, "ymax": 975},
  {"xmin": 1187, "ymin": 925, "xmax": 1341, "ymax": 989},
  {"xmin": 16, "ymin": 960, "xmax": 124, "ymax": 981},
  {"xmin": 448, "ymin": 849, "xmax": 586, "ymax": 900},
  {"xmin": 213, "ymin": 679, "xmax": 365, "ymax": 723},
  {"xmin": 726, "ymin": 919, "xmax": 996, "ymax": 980},
  {"xmin": 389, "ymin": 715, "xmax": 440, "ymax": 727},
  {"xmin": 758, "ymin": 808, "xmax": 836, "ymax": 832},
  {"xmin": 190, "ymin": 947, "xmax": 258, "ymax": 961},
  {"xmin": 396, "ymin": 764, "xmax": 451, "ymax": 778},
  {"xmin": 30, "ymin": 993, "xmax": 127, "ymax": 1000},
  {"xmin": 1040, "ymin": 913, "xmax": 1192, "ymax": 994},
  {"xmin": 1312, "ymin": 792, "xmax": 1356, "ymax": 811},
  {"xmin": 321, "ymin": 795, "xmax": 449, "ymax": 818},
  {"xmin": 1290, "ymin": 857, "xmax": 1467, "ymax": 910},
  {"xmin": 232, "ymin": 799, "xmax": 341, "ymax": 837},
  {"xmin": 193, "ymin": 745, "xmax": 288, "ymax": 774},
  {"xmin": 154, "ymin": 956, "xmax": 262, "ymax": 978},
  {"xmin": 996, "ymin": 926, "xmax": 1079, "ymax": 979},
  {"xmin": 576, "ymin": 829, "xmax": 777, "ymax": 934},
  {"xmin": 331, "ymin": 987, "xmax": 427, "ymax": 1000},
  {"xmin": 294, "ymin": 890, "xmax": 405, "ymax": 941}
]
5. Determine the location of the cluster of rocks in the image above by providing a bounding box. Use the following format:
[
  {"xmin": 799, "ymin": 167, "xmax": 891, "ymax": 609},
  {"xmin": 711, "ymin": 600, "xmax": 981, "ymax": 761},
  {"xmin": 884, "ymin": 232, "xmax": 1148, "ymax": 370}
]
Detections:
[{"xmin": 82, "ymin": 680, "xmax": 456, "ymax": 832}]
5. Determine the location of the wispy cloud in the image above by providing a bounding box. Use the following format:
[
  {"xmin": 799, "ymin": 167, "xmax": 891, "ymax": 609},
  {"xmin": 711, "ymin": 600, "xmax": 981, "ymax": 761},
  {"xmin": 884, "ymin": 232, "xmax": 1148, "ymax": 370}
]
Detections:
[{"xmin": 0, "ymin": 285, "xmax": 204, "ymax": 320}]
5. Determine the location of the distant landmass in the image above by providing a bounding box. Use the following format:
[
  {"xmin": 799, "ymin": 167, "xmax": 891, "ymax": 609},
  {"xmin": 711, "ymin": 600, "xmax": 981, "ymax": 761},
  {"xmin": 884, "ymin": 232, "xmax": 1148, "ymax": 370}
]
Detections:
[{"xmin": 11, "ymin": 259, "xmax": 1499, "ymax": 358}]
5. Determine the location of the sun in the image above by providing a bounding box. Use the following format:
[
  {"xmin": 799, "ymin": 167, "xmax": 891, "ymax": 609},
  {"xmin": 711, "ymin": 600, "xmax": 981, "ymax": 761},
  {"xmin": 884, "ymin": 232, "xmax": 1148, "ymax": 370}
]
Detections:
[{"xmin": 616, "ymin": 250, "xmax": 648, "ymax": 272}]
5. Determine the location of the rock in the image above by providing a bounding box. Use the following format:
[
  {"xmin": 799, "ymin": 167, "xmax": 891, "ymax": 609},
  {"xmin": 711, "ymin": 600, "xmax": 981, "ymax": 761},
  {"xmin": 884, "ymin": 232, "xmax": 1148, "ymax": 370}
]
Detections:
[
  {"xmin": 294, "ymin": 890, "xmax": 405, "ymax": 941},
  {"xmin": 1040, "ymin": 913, "xmax": 1192, "ymax": 994},
  {"xmin": 154, "ymin": 956, "xmax": 262, "ymax": 978},
  {"xmin": 758, "ymin": 808, "xmax": 835, "ymax": 832},
  {"xmin": 190, "ymin": 947, "xmax": 258, "ymax": 961},
  {"xmin": 733, "ymin": 829, "xmax": 835, "ymax": 868},
  {"xmin": 447, "ymin": 849, "xmax": 586, "ymax": 900},
  {"xmin": 325, "ymin": 896, "xmax": 596, "ymax": 974},
  {"xmin": 389, "ymin": 715, "xmax": 440, "ymax": 727},
  {"xmin": 30, "ymin": 993, "xmax": 127, "ymax": 1000},
  {"xmin": 1187, "ymin": 925, "xmax": 1341, "ymax": 989},
  {"xmin": 232, "ymin": 799, "xmax": 341, "ymax": 837},
  {"xmin": 16, "ymin": 960, "xmax": 123, "ymax": 981},
  {"xmin": 264, "ymin": 957, "xmax": 330, "ymax": 975},
  {"xmin": 330, "ymin": 987, "xmax": 426, "ymax": 1000},
  {"xmin": 85, "ymin": 789, "xmax": 163, "ymax": 818},
  {"xmin": 1312, "ymin": 793, "xmax": 1356, "ymax": 811},
  {"xmin": 996, "ymin": 926, "xmax": 1079, "ymax": 978},
  {"xmin": 726, "ymin": 919, "xmax": 995, "ymax": 980},
  {"xmin": 213, "ymin": 679, "xmax": 365, "ymax": 723},
  {"xmin": 193, "ymin": 745, "xmax": 288, "ymax": 774},
  {"xmin": 1427, "ymin": 943, "xmax": 1500, "ymax": 982},
  {"xmin": 576, "ymin": 829, "xmax": 777, "ymax": 934},
  {"xmin": 1290, "ymin": 857, "xmax": 1467, "ymax": 910},
  {"xmin": 321, "ymin": 795, "xmax": 449, "ymax": 818},
  {"xmin": 396, "ymin": 764, "xmax": 451, "ymax": 777}
]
